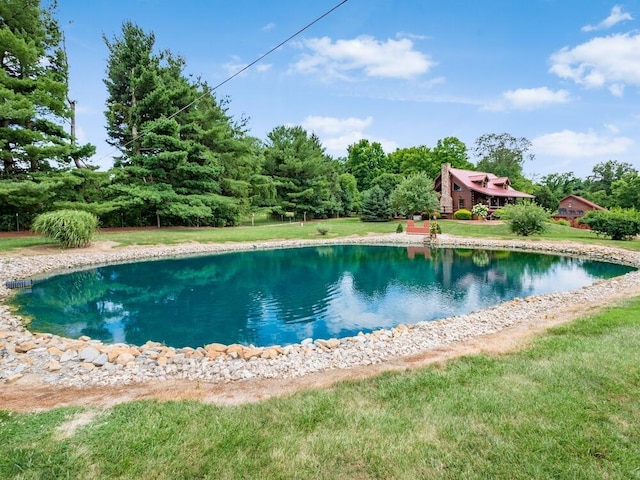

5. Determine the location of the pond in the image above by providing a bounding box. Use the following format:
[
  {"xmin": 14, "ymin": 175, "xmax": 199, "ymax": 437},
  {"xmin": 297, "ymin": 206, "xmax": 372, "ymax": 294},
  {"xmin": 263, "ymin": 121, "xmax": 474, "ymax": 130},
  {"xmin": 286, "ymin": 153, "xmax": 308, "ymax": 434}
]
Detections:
[{"xmin": 11, "ymin": 245, "xmax": 634, "ymax": 349}]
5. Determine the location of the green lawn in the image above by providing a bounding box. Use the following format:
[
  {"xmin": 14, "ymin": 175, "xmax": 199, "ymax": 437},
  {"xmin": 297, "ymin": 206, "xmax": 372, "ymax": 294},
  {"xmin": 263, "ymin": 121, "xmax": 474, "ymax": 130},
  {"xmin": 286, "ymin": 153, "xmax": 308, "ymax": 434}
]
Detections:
[
  {"xmin": 1, "ymin": 300, "xmax": 639, "ymax": 479},
  {"xmin": 2, "ymin": 217, "xmax": 639, "ymax": 252}
]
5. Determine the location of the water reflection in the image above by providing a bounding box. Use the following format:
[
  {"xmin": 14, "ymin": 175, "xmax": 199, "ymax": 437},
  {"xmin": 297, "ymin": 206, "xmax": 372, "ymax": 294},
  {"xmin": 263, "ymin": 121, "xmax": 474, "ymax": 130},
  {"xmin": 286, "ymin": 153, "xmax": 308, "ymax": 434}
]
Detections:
[{"xmin": 12, "ymin": 245, "xmax": 634, "ymax": 348}]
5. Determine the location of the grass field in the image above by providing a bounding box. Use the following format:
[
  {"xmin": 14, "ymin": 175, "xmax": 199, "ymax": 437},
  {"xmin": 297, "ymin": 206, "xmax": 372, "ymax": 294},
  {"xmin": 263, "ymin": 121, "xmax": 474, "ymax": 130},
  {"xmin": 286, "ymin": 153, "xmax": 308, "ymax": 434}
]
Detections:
[
  {"xmin": 1, "ymin": 217, "xmax": 640, "ymax": 478},
  {"xmin": 2, "ymin": 216, "xmax": 639, "ymax": 252}
]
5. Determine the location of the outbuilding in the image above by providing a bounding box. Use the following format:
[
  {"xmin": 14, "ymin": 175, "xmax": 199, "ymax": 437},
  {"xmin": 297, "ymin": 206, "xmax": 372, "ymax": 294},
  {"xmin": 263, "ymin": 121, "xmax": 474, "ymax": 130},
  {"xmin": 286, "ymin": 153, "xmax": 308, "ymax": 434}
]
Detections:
[{"xmin": 556, "ymin": 195, "xmax": 605, "ymax": 226}]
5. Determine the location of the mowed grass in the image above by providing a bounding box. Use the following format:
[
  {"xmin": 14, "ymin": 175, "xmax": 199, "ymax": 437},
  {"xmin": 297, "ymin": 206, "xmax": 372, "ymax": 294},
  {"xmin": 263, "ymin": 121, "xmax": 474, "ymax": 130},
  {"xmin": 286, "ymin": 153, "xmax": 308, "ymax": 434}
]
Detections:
[
  {"xmin": 2, "ymin": 216, "xmax": 640, "ymax": 252},
  {"xmin": 2, "ymin": 299, "xmax": 640, "ymax": 479}
]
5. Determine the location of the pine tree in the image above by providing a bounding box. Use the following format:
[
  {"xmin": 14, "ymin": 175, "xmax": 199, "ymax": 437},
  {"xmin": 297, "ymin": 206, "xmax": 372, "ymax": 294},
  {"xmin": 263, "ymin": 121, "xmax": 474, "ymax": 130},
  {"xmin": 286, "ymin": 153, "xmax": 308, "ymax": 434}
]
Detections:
[
  {"xmin": 360, "ymin": 185, "xmax": 392, "ymax": 222},
  {"xmin": 0, "ymin": 0, "xmax": 78, "ymax": 176},
  {"xmin": 263, "ymin": 125, "xmax": 340, "ymax": 219},
  {"xmin": 103, "ymin": 22, "xmax": 266, "ymax": 226}
]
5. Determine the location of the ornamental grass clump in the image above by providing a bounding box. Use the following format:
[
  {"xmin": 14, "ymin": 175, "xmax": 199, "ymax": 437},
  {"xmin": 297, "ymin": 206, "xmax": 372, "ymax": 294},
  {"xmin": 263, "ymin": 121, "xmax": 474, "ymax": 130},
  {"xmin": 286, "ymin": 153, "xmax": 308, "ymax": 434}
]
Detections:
[
  {"xmin": 32, "ymin": 210, "xmax": 99, "ymax": 248},
  {"xmin": 316, "ymin": 223, "xmax": 330, "ymax": 236}
]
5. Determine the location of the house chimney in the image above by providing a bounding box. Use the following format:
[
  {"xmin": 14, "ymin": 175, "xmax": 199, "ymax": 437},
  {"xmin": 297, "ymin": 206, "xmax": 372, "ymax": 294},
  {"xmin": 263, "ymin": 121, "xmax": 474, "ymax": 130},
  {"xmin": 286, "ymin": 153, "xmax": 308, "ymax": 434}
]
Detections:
[{"xmin": 440, "ymin": 163, "xmax": 453, "ymax": 214}]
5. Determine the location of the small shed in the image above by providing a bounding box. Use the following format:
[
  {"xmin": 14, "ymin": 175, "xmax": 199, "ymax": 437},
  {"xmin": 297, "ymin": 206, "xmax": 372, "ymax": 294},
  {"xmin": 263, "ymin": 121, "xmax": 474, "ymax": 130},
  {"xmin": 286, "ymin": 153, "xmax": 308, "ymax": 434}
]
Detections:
[{"xmin": 556, "ymin": 195, "xmax": 605, "ymax": 226}]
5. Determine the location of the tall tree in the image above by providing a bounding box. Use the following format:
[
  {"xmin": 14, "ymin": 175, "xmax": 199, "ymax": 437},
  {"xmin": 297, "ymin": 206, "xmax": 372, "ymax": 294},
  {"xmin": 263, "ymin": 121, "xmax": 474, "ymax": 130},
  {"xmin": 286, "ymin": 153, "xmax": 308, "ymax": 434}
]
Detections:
[
  {"xmin": 584, "ymin": 160, "xmax": 637, "ymax": 199},
  {"xmin": 103, "ymin": 21, "xmax": 159, "ymax": 161},
  {"xmin": 103, "ymin": 22, "xmax": 261, "ymax": 226},
  {"xmin": 474, "ymin": 133, "xmax": 533, "ymax": 191},
  {"xmin": 432, "ymin": 137, "xmax": 474, "ymax": 172},
  {"xmin": 390, "ymin": 172, "xmax": 439, "ymax": 217},
  {"xmin": 263, "ymin": 125, "xmax": 339, "ymax": 219},
  {"xmin": 612, "ymin": 172, "xmax": 640, "ymax": 209},
  {"xmin": 532, "ymin": 172, "xmax": 583, "ymax": 211},
  {"xmin": 387, "ymin": 146, "xmax": 432, "ymax": 176},
  {"xmin": 345, "ymin": 139, "xmax": 388, "ymax": 191},
  {"xmin": 0, "ymin": 0, "xmax": 81, "ymax": 176}
]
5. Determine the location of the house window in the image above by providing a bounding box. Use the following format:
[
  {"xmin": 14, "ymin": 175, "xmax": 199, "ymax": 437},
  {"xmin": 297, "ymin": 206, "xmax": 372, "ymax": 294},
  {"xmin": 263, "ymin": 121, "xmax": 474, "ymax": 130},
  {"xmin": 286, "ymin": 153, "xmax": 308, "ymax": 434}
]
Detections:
[
  {"xmin": 458, "ymin": 199, "xmax": 465, "ymax": 209},
  {"xmin": 453, "ymin": 183, "xmax": 462, "ymax": 191}
]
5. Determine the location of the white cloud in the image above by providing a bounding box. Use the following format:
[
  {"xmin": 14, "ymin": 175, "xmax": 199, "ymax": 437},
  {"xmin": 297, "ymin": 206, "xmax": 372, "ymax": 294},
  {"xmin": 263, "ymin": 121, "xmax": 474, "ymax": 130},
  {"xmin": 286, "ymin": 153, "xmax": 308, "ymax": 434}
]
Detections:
[
  {"xmin": 302, "ymin": 115, "xmax": 373, "ymax": 135},
  {"xmin": 532, "ymin": 129, "xmax": 634, "ymax": 157},
  {"xmin": 608, "ymin": 82, "xmax": 625, "ymax": 96},
  {"xmin": 291, "ymin": 35, "xmax": 435, "ymax": 80},
  {"xmin": 549, "ymin": 33, "xmax": 640, "ymax": 93},
  {"xmin": 301, "ymin": 115, "xmax": 397, "ymax": 157},
  {"xmin": 261, "ymin": 22, "xmax": 275, "ymax": 32},
  {"xmin": 255, "ymin": 63, "xmax": 272, "ymax": 73},
  {"xmin": 604, "ymin": 123, "xmax": 620, "ymax": 134},
  {"xmin": 396, "ymin": 31, "xmax": 428, "ymax": 41},
  {"xmin": 222, "ymin": 55, "xmax": 271, "ymax": 76},
  {"xmin": 582, "ymin": 5, "xmax": 633, "ymax": 32},
  {"xmin": 485, "ymin": 87, "xmax": 571, "ymax": 110}
]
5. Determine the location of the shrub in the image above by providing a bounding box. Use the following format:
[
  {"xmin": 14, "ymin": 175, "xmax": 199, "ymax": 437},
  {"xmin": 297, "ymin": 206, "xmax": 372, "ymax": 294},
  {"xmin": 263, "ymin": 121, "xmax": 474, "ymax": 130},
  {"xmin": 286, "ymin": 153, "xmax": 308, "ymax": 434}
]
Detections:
[
  {"xmin": 579, "ymin": 209, "xmax": 640, "ymax": 240},
  {"xmin": 32, "ymin": 210, "xmax": 99, "ymax": 248},
  {"xmin": 396, "ymin": 223, "xmax": 404, "ymax": 233},
  {"xmin": 471, "ymin": 203, "xmax": 488, "ymax": 219},
  {"xmin": 491, "ymin": 208, "xmax": 505, "ymax": 219},
  {"xmin": 430, "ymin": 222, "xmax": 442, "ymax": 235},
  {"xmin": 501, "ymin": 202, "xmax": 550, "ymax": 236},
  {"xmin": 316, "ymin": 223, "xmax": 330, "ymax": 236},
  {"xmin": 552, "ymin": 218, "xmax": 571, "ymax": 227},
  {"xmin": 453, "ymin": 209, "xmax": 472, "ymax": 220}
]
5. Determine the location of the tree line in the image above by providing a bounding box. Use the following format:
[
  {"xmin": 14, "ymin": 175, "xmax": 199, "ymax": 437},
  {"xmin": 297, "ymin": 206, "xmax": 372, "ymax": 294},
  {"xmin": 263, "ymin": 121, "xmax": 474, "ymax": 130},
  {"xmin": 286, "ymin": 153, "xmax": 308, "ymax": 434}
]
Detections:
[{"xmin": 1, "ymin": 2, "xmax": 639, "ymax": 231}]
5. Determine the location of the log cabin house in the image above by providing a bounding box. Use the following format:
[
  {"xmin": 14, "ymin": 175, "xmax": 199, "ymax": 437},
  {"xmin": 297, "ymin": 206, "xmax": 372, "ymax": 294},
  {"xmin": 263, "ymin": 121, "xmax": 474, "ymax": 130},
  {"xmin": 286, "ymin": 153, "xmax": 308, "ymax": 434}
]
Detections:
[{"xmin": 434, "ymin": 163, "xmax": 534, "ymax": 218}]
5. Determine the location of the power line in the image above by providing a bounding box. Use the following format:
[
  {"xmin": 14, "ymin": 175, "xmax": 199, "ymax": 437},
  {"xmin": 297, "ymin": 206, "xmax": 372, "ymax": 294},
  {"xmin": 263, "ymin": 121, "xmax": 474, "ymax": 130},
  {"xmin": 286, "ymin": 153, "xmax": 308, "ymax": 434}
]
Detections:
[{"xmin": 98, "ymin": 0, "xmax": 350, "ymax": 165}]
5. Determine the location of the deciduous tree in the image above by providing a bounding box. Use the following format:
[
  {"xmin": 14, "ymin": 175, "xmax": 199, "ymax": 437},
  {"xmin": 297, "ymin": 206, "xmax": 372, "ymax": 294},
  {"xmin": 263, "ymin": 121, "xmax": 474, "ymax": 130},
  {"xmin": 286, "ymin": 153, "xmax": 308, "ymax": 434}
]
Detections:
[
  {"xmin": 474, "ymin": 133, "xmax": 533, "ymax": 191},
  {"xmin": 345, "ymin": 139, "xmax": 388, "ymax": 191},
  {"xmin": 390, "ymin": 172, "xmax": 439, "ymax": 217}
]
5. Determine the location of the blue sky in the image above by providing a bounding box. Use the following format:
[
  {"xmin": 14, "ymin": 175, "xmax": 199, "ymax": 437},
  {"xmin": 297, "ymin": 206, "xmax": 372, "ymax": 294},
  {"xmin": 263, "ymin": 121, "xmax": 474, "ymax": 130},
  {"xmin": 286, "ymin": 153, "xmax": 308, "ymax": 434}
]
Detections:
[{"xmin": 57, "ymin": 0, "xmax": 640, "ymax": 179}]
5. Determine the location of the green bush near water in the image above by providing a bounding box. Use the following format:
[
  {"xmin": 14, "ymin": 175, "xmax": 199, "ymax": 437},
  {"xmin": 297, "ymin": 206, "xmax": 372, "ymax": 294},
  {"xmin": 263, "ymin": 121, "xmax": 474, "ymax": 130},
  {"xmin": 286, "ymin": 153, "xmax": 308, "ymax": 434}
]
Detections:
[
  {"xmin": 502, "ymin": 202, "xmax": 551, "ymax": 236},
  {"xmin": 32, "ymin": 210, "xmax": 99, "ymax": 248},
  {"xmin": 580, "ymin": 208, "xmax": 640, "ymax": 240}
]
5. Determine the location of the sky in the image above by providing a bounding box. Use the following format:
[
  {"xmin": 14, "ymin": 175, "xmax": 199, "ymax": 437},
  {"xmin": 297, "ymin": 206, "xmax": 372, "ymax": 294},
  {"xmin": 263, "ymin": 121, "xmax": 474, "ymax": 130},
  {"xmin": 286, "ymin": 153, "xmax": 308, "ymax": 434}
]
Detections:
[{"xmin": 56, "ymin": 0, "xmax": 640, "ymax": 180}]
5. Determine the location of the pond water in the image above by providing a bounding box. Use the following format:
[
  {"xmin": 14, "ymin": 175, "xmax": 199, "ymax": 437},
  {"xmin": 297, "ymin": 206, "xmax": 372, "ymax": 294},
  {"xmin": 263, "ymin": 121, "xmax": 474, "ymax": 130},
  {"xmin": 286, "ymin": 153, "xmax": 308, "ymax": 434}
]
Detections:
[{"xmin": 11, "ymin": 245, "xmax": 634, "ymax": 348}]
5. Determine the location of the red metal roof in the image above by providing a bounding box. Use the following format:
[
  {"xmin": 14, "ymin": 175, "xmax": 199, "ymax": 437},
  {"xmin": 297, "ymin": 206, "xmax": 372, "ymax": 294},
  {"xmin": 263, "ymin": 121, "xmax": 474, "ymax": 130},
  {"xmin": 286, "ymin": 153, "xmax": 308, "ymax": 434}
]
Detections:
[{"xmin": 449, "ymin": 167, "xmax": 534, "ymax": 199}]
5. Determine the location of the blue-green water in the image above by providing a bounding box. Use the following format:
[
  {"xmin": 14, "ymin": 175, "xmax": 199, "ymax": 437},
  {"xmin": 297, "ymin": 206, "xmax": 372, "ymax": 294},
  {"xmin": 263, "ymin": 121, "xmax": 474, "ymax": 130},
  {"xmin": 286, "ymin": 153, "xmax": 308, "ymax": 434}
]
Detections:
[{"xmin": 11, "ymin": 245, "xmax": 634, "ymax": 348}]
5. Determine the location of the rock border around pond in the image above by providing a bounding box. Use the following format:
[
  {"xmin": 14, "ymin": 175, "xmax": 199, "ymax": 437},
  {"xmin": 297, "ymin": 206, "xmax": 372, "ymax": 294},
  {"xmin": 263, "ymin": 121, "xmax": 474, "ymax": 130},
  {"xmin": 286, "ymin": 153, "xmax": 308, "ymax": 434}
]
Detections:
[{"xmin": 1, "ymin": 234, "xmax": 640, "ymax": 388}]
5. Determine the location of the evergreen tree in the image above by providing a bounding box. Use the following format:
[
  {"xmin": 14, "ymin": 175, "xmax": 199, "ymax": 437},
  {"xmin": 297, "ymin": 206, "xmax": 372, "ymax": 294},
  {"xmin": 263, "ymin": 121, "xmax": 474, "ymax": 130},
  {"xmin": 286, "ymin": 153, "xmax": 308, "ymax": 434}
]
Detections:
[
  {"xmin": 0, "ymin": 0, "xmax": 86, "ymax": 176},
  {"xmin": 360, "ymin": 185, "xmax": 392, "ymax": 222},
  {"xmin": 103, "ymin": 22, "xmax": 264, "ymax": 226},
  {"xmin": 263, "ymin": 125, "xmax": 339, "ymax": 219}
]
